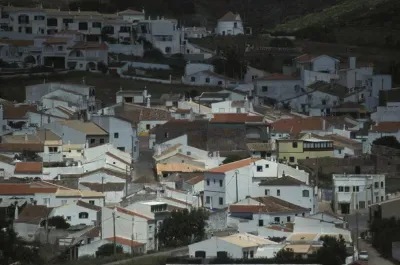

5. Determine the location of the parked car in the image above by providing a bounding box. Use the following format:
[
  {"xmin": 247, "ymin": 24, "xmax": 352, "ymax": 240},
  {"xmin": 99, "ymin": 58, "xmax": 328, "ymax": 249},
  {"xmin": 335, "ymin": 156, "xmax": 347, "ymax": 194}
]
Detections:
[{"xmin": 359, "ymin": 250, "xmax": 369, "ymax": 261}]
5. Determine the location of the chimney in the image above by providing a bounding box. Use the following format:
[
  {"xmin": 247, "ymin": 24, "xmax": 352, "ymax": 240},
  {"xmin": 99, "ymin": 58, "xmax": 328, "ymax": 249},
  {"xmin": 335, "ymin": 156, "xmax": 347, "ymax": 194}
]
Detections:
[
  {"xmin": 78, "ymin": 7, "xmax": 81, "ymax": 13},
  {"xmin": 146, "ymin": 94, "xmax": 151, "ymax": 108},
  {"xmin": 142, "ymin": 8, "xmax": 145, "ymax": 14},
  {"xmin": 14, "ymin": 204, "xmax": 19, "ymax": 220},
  {"xmin": 25, "ymin": 133, "xmax": 28, "ymax": 142},
  {"xmin": 349, "ymin": 57, "xmax": 356, "ymax": 69},
  {"xmin": 322, "ymin": 119, "xmax": 326, "ymax": 130}
]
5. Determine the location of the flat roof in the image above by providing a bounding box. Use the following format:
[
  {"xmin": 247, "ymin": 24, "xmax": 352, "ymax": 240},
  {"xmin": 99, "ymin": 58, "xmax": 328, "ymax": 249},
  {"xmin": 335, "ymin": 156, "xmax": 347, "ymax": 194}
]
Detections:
[
  {"xmin": 141, "ymin": 201, "xmax": 167, "ymax": 205},
  {"xmin": 286, "ymin": 233, "xmax": 318, "ymax": 241},
  {"xmin": 304, "ymin": 138, "xmax": 332, "ymax": 142}
]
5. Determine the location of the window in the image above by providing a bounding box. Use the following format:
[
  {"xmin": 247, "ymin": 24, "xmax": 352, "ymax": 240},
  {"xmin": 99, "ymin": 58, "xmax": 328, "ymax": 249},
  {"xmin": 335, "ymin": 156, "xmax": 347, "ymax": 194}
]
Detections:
[
  {"xmin": 274, "ymin": 217, "xmax": 280, "ymax": 223},
  {"xmin": 219, "ymin": 197, "xmax": 223, "ymax": 205},
  {"xmin": 207, "ymin": 179, "xmax": 210, "ymax": 186},
  {"xmin": 89, "ymin": 200, "xmax": 95, "ymax": 205},
  {"xmin": 57, "ymin": 45, "xmax": 63, "ymax": 51},
  {"xmin": 344, "ymin": 186, "xmax": 350, "ymax": 192},
  {"xmin": 256, "ymin": 165, "xmax": 263, "ymax": 172},
  {"xmin": 339, "ymin": 186, "xmax": 344, "ymax": 192},
  {"xmin": 277, "ymin": 189, "xmax": 280, "ymax": 196},
  {"xmin": 289, "ymin": 157, "xmax": 295, "ymax": 163},
  {"xmin": 117, "ymin": 147, "xmax": 125, "ymax": 151},
  {"xmin": 190, "ymin": 76, "xmax": 196, "ymax": 82},
  {"xmin": 205, "ymin": 77, "xmax": 210, "ymax": 83},
  {"xmin": 234, "ymin": 22, "xmax": 238, "ymax": 28},
  {"xmin": 164, "ymin": 132, "xmax": 169, "ymax": 138},
  {"xmin": 258, "ymin": 219, "xmax": 264, "ymax": 226},
  {"xmin": 66, "ymin": 216, "xmax": 71, "ymax": 221},
  {"xmin": 338, "ymin": 149, "xmax": 342, "ymax": 154},
  {"xmin": 146, "ymin": 124, "xmax": 151, "ymax": 130},
  {"xmin": 236, "ymin": 108, "xmax": 241, "ymax": 113},
  {"xmin": 374, "ymin": 182, "xmax": 379, "ymax": 188},
  {"xmin": 376, "ymin": 196, "xmax": 379, "ymax": 203},
  {"xmin": 218, "ymin": 81, "xmax": 223, "ymax": 85},
  {"xmin": 187, "ymin": 151, "xmax": 191, "ymax": 155},
  {"xmin": 100, "ymin": 139, "xmax": 105, "ymax": 144},
  {"xmin": 49, "ymin": 147, "xmax": 58, "ymax": 153},
  {"xmin": 292, "ymin": 142, "xmax": 298, "ymax": 148},
  {"xmin": 47, "ymin": 18, "xmax": 58, "ymax": 27},
  {"xmin": 78, "ymin": 22, "xmax": 88, "ymax": 30},
  {"xmin": 90, "ymin": 139, "xmax": 95, "ymax": 144},
  {"xmin": 287, "ymin": 216, "xmax": 291, "ymax": 222},
  {"xmin": 43, "ymin": 198, "xmax": 50, "ymax": 205},
  {"xmin": 321, "ymin": 99, "xmax": 326, "ymax": 105},
  {"xmin": 302, "ymin": 212, "xmax": 305, "ymax": 217},
  {"xmin": 219, "ymin": 180, "xmax": 223, "ymax": 187},
  {"xmin": 25, "ymin": 27, "xmax": 32, "ymax": 34},
  {"xmin": 249, "ymin": 250, "xmax": 254, "ymax": 258},
  {"xmin": 61, "ymin": 200, "xmax": 67, "ymax": 205},
  {"xmin": 34, "ymin": 15, "xmax": 45, "ymax": 20},
  {"xmin": 262, "ymin": 86, "xmax": 268, "ymax": 92},
  {"xmin": 213, "ymin": 179, "xmax": 216, "ymax": 184},
  {"xmin": 265, "ymin": 189, "xmax": 270, "ymax": 195},
  {"xmin": 353, "ymin": 186, "xmax": 360, "ymax": 192},
  {"xmin": 206, "ymin": 196, "xmax": 210, "ymax": 204},
  {"xmin": 79, "ymin": 212, "xmax": 89, "ymax": 219},
  {"xmin": 114, "ymin": 133, "xmax": 119, "ymax": 138},
  {"xmin": 381, "ymin": 181, "xmax": 384, "ymax": 188},
  {"xmin": 265, "ymin": 164, "xmax": 269, "ymax": 168},
  {"xmin": 302, "ymin": 190, "xmax": 310, "ymax": 197},
  {"xmin": 381, "ymin": 196, "xmax": 384, "ymax": 202},
  {"xmin": 92, "ymin": 22, "xmax": 102, "ymax": 28}
]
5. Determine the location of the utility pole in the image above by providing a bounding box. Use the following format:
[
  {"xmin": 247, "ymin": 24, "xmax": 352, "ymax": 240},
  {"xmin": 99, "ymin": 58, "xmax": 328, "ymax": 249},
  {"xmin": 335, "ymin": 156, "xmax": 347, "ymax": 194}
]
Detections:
[
  {"xmin": 235, "ymin": 170, "xmax": 239, "ymax": 203},
  {"xmin": 125, "ymin": 165, "xmax": 129, "ymax": 197},
  {"xmin": 101, "ymin": 176, "xmax": 105, "ymax": 205},
  {"xmin": 355, "ymin": 192, "xmax": 359, "ymax": 258},
  {"xmin": 131, "ymin": 217, "xmax": 134, "ymax": 255},
  {"xmin": 112, "ymin": 211, "xmax": 116, "ymax": 255}
]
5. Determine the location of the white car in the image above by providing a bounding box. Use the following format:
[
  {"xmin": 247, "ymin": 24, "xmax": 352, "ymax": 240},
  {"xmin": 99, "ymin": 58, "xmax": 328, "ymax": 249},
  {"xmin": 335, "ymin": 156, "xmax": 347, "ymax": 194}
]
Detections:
[{"xmin": 359, "ymin": 250, "xmax": 369, "ymax": 261}]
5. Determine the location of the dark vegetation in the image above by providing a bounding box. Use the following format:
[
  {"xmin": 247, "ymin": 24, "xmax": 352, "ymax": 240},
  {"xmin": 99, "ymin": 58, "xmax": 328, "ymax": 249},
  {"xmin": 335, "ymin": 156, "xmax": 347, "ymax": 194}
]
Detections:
[
  {"xmin": 373, "ymin": 136, "xmax": 400, "ymax": 150},
  {"xmin": 370, "ymin": 217, "xmax": 400, "ymax": 258}
]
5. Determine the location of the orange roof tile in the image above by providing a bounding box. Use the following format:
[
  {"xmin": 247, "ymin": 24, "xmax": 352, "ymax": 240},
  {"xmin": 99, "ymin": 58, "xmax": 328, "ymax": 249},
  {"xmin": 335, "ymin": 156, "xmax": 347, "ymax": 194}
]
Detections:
[
  {"xmin": 0, "ymin": 183, "xmax": 57, "ymax": 195},
  {"xmin": 186, "ymin": 175, "xmax": 204, "ymax": 185},
  {"xmin": 371, "ymin": 122, "xmax": 400, "ymax": 133},
  {"xmin": 210, "ymin": 114, "xmax": 264, "ymax": 123},
  {"xmin": 43, "ymin": 37, "xmax": 70, "ymax": 44},
  {"xmin": 258, "ymin": 73, "xmax": 299, "ymax": 81},
  {"xmin": 69, "ymin": 41, "xmax": 108, "ymax": 50},
  {"xmin": 294, "ymin": 54, "xmax": 320, "ymax": 63},
  {"xmin": 3, "ymin": 104, "xmax": 37, "ymax": 119},
  {"xmin": 229, "ymin": 196, "xmax": 308, "ymax": 213},
  {"xmin": 0, "ymin": 39, "xmax": 34, "ymax": 46},
  {"xmin": 208, "ymin": 158, "xmax": 259, "ymax": 173},
  {"xmin": 266, "ymin": 225, "xmax": 293, "ymax": 232},
  {"xmin": 115, "ymin": 207, "xmax": 153, "ymax": 220},
  {"xmin": 15, "ymin": 162, "xmax": 43, "ymax": 174},
  {"xmin": 272, "ymin": 117, "xmax": 326, "ymax": 135},
  {"xmin": 218, "ymin": 11, "xmax": 241, "ymax": 21},
  {"xmin": 106, "ymin": 237, "xmax": 145, "ymax": 247}
]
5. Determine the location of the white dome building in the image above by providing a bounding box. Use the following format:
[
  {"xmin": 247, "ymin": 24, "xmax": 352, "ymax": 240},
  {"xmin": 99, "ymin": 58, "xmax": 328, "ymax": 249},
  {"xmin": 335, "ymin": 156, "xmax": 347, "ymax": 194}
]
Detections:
[{"xmin": 215, "ymin": 11, "xmax": 244, "ymax": 36}]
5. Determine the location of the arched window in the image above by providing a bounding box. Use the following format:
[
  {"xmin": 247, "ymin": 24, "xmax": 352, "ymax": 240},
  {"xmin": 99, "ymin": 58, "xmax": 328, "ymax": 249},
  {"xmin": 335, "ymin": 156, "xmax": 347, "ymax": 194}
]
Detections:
[{"xmin": 79, "ymin": 212, "xmax": 89, "ymax": 219}]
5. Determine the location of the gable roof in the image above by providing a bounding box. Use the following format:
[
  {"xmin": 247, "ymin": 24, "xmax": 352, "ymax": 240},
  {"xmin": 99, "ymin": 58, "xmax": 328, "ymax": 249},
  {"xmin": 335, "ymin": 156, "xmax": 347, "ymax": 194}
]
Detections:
[
  {"xmin": 218, "ymin": 11, "xmax": 242, "ymax": 21},
  {"xmin": 0, "ymin": 143, "xmax": 44, "ymax": 152},
  {"xmin": 76, "ymin": 200, "xmax": 102, "ymax": 211},
  {"xmin": 15, "ymin": 162, "xmax": 43, "ymax": 174},
  {"xmin": 257, "ymin": 73, "xmax": 299, "ymax": 81},
  {"xmin": 60, "ymin": 120, "xmax": 108, "ymax": 135},
  {"xmin": 259, "ymin": 176, "xmax": 307, "ymax": 186},
  {"xmin": 294, "ymin": 54, "xmax": 339, "ymax": 63},
  {"xmin": 185, "ymin": 175, "xmax": 205, "ymax": 185},
  {"xmin": 0, "ymin": 183, "xmax": 58, "ymax": 195},
  {"xmin": 80, "ymin": 182, "xmax": 125, "ymax": 192},
  {"xmin": 106, "ymin": 237, "xmax": 145, "ymax": 247},
  {"xmin": 272, "ymin": 117, "xmax": 327, "ymax": 135},
  {"xmin": 115, "ymin": 207, "xmax": 153, "ymax": 220},
  {"xmin": 14, "ymin": 205, "xmax": 52, "ymax": 224},
  {"xmin": 3, "ymin": 104, "xmax": 37, "ymax": 119},
  {"xmin": 371, "ymin": 122, "xmax": 400, "ymax": 133},
  {"xmin": 156, "ymin": 163, "xmax": 204, "ymax": 175},
  {"xmin": 229, "ymin": 196, "xmax": 308, "ymax": 213},
  {"xmin": 308, "ymin": 81, "xmax": 349, "ymax": 98},
  {"xmin": 210, "ymin": 114, "xmax": 264, "ymax": 123},
  {"xmin": 118, "ymin": 9, "xmax": 144, "ymax": 15},
  {"xmin": 208, "ymin": 158, "xmax": 259, "ymax": 173}
]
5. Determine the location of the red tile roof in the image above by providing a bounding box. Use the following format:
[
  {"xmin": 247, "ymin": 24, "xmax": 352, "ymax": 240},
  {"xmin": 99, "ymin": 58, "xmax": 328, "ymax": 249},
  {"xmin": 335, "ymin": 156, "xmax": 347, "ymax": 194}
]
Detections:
[
  {"xmin": 76, "ymin": 200, "xmax": 101, "ymax": 211},
  {"xmin": 208, "ymin": 158, "xmax": 260, "ymax": 173},
  {"xmin": 15, "ymin": 162, "xmax": 43, "ymax": 174},
  {"xmin": 0, "ymin": 183, "xmax": 57, "ymax": 195},
  {"xmin": 14, "ymin": 205, "xmax": 52, "ymax": 224},
  {"xmin": 0, "ymin": 143, "xmax": 44, "ymax": 152},
  {"xmin": 175, "ymin": 109, "xmax": 191, "ymax": 114},
  {"xmin": 258, "ymin": 73, "xmax": 299, "ymax": 81},
  {"xmin": 371, "ymin": 122, "xmax": 400, "ymax": 133},
  {"xmin": 272, "ymin": 117, "xmax": 326, "ymax": 135},
  {"xmin": 266, "ymin": 225, "xmax": 293, "ymax": 232},
  {"xmin": 43, "ymin": 37, "xmax": 70, "ymax": 44},
  {"xmin": 106, "ymin": 237, "xmax": 145, "ymax": 247},
  {"xmin": 118, "ymin": 9, "xmax": 144, "ymax": 15},
  {"xmin": 210, "ymin": 114, "xmax": 264, "ymax": 123},
  {"xmin": 3, "ymin": 104, "xmax": 37, "ymax": 119},
  {"xmin": 229, "ymin": 196, "xmax": 308, "ymax": 213},
  {"xmin": 186, "ymin": 175, "xmax": 205, "ymax": 185},
  {"xmin": 0, "ymin": 39, "xmax": 34, "ymax": 47},
  {"xmin": 294, "ymin": 54, "xmax": 320, "ymax": 63},
  {"xmin": 115, "ymin": 207, "xmax": 153, "ymax": 220},
  {"xmin": 218, "ymin": 11, "xmax": 241, "ymax": 21}
]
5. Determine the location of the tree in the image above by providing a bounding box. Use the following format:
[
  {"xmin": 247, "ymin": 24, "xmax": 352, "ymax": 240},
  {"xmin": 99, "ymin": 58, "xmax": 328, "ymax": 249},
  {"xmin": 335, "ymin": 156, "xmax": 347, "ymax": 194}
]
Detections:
[
  {"xmin": 275, "ymin": 248, "xmax": 296, "ymax": 261},
  {"xmin": 41, "ymin": 216, "xmax": 70, "ymax": 229},
  {"xmin": 156, "ymin": 208, "xmax": 208, "ymax": 248},
  {"xmin": 372, "ymin": 136, "xmax": 400, "ymax": 149},
  {"xmin": 316, "ymin": 235, "xmax": 348, "ymax": 265},
  {"xmin": 370, "ymin": 217, "xmax": 400, "ymax": 258},
  {"xmin": 223, "ymin": 155, "xmax": 245, "ymax": 164},
  {"xmin": 96, "ymin": 243, "xmax": 123, "ymax": 257},
  {"xmin": 143, "ymin": 48, "xmax": 164, "ymax": 61},
  {"xmin": 212, "ymin": 47, "xmax": 247, "ymax": 80},
  {"xmin": 97, "ymin": 61, "xmax": 108, "ymax": 74},
  {"xmin": 269, "ymin": 38, "xmax": 294, "ymax": 48}
]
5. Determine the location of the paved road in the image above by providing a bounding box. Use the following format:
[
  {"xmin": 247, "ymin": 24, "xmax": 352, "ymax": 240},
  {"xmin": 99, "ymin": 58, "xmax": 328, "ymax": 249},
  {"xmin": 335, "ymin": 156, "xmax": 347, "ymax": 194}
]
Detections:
[
  {"xmin": 358, "ymin": 239, "xmax": 394, "ymax": 265},
  {"xmin": 106, "ymin": 246, "xmax": 188, "ymax": 265}
]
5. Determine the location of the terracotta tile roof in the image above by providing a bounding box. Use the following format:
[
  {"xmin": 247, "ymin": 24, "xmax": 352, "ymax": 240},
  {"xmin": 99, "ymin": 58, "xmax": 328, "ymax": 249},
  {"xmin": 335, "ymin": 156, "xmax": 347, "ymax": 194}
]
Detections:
[
  {"xmin": 43, "ymin": 37, "xmax": 70, "ymax": 44},
  {"xmin": 156, "ymin": 163, "xmax": 204, "ymax": 175},
  {"xmin": 14, "ymin": 205, "xmax": 52, "ymax": 225},
  {"xmin": 231, "ymin": 100, "xmax": 246, "ymax": 107},
  {"xmin": 115, "ymin": 106, "xmax": 172, "ymax": 123},
  {"xmin": 84, "ymin": 226, "xmax": 100, "ymax": 238},
  {"xmin": 0, "ymin": 39, "xmax": 34, "ymax": 47},
  {"xmin": 259, "ymin": 176, "xmax": 307, "ymax": 186},
  {"xmin": 76, "ymin": 200, "xmax": 102, "ymax": 211},
  {"xmin": 60, "ymin": 120, "xmax": 108, "ymax": 135},
  {"xmin": 257, "ymin": 73, "xmax": 299, "ymax": 81},
  {"xmin": 69, "ymin": 41, "xmax": 108, "ymax": 50},
  {"xmin": 0, "ymin": 143, "xmax": 44, "ymax": 152},
  {"xmin": 106, "ymin": 152, "xmax": 131, "ymax": 166},
  {"xmin": 246, "ymin": 142, "xmax": 275, "ymax": 152},
  {"xmin": 80, "ymin": 182, "xmax": 125, "ymax": 192},
  {"xmin": 15, "ymin": 162, "xmax": 43, "ymax": 174},
  {"xmin": 118, "ymin": 9, "xmax": 144, "ymax": 15},
  {"xmin": 218, "ymin": 11, "xmax": 241, "ymax": 21},
  {"xmin": 106, "ymin": 237, "xmax": 145, "ymax": 247},
  {"xmin": 266, "ymin": 225, "xmax": 293, "ymax": 232},
  {"xmin": 371, "ymin": 122, "xmax": 400, "ymax": 133},
  {"xmin": 294, "ymin": 54, "xmax": 320, "ymax": 63},
  {"xmin": 308, "ymin": 81, "xmax": 349, "ymax": 98},
  {"xmin": 229, "ymin": 196, "xmax": 308, "ymax": 213},
  {"xmin": 321, "ymin": 134, "xmax": 362, "ymax": 150},
  {"xmin": 175, "ymin": 109, "xmax": 191, "ymax": 114},
  {"xmin": 185, "ymin": 175, "xmax": 205, "ymax": 185},
  {"xmin": 272, "ymin": 117, "xmax": 326, "ymax": 135},
  {"xmin": 2, "ymin": 104, "xmax": 37, "ymax": 119},
  {"xmin": 208, "ymin": 158, "xmax": 260, "ymax": 173},
  {"xmin": 0, "ymin": 183, "xmax": 58, "ymax": 195},
  {"xmin": 210, "ymin": 114, "xmax": 264, "ymax": 123},
  {"xmin": 115, "ymin": 207, "xmax": 153, "ymax": 220}
]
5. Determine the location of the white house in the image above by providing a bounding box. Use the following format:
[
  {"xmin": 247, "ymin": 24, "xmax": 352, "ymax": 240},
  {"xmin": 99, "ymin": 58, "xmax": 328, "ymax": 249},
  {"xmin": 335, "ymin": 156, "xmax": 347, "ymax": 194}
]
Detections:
[
  {"xmin": 244, "ymin": 66, "xmax": 268, "ymax": 83},
  {"xmin": 211, "ymin": 99, "xmax": 253, "ymax": 114},
  {"xmin": 332, "ymin": 174, "xmax": 386, "ymax": 215},
  {"xmin": 371, "ymin": 89, "xmax": 400, "ymax": 122},
  {"xmin": 48, "ymin": 200, "xmax": 101, "ymax": 226},
  {"xmin": 293, "ymin": 54, "xmax": 340, "ymax": 74},
  {"xmin": 184, "ymin": 70, "xmax": 239, "ymax": 88},
  {"xmin": 366, "ymin": 122, "xmax": 400, "ymax": 153},
  {"xmin": 215, "ymin": 12, "xmax": 244, "ymax": 36},
  {"xmin": 253, "ymin": 176, "xmax": 317, "ymax": 214},
  {"xmin": 79, "ymin": 182, "xmax": 125, "ymax": 205},
  {"xmin": 78, "ymin": 236, "xmax": 145, "ymax": 257},
  {"xmin": 228, "ymin": 196, "xmax": 310, "ymax": 233},
  {"xmin": 254, "ymin": 73, "xmax": 303, "ymax": 103},
  {"xmin": 203, "ymin": 158, "xmax": 310, "ymax": 210},
  {"xmin": 117, "ymin": 9, "xmax": 145, "ymax": 23},
  {"xmin": 188, "ymin": 233, "xmax": 282, "ymax": 259}
]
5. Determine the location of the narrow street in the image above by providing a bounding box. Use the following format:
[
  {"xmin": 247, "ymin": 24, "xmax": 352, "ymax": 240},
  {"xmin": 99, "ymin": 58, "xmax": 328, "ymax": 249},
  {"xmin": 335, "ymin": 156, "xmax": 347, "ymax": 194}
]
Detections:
[{"xmin": 358, "ymin": 239, "xmax": 394, "ymax": 265}]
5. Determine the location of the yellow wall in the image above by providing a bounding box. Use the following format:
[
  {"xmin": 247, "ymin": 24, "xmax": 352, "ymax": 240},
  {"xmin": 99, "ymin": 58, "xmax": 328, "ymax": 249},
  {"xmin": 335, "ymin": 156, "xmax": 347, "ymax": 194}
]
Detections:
[{"xmin": 278, "ymin": 140, "xmax": 334, "ymax": 165}]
